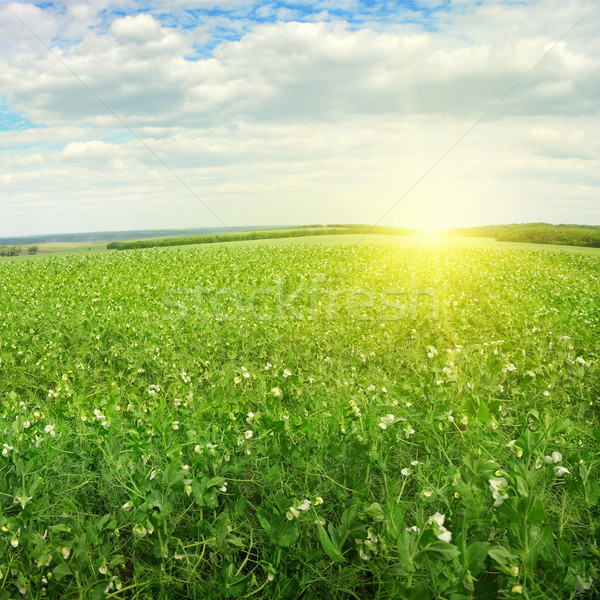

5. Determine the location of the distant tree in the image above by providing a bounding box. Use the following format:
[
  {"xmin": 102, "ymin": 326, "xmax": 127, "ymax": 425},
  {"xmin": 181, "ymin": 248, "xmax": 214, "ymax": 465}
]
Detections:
[
  {"xmin": 8, "ymin": 246, "xmax": 21, "ymax": 256},
  {"xmin": 28, "ymin": 246, "xmax": 39, "ymax": 255},
  {"xmin": 0, "ymin": 246, "xmax": 7, "ymax": 257}
]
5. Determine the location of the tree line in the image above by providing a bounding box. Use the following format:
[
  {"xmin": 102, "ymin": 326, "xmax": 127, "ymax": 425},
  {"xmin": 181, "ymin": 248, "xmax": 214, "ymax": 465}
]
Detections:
[
  {"xmin": 0, "ymin": 246, "xmax": 38, "ymax": 257},
  {"xmin": 107, "ymin": 226, "xmax": 414, "ymax": 251}
]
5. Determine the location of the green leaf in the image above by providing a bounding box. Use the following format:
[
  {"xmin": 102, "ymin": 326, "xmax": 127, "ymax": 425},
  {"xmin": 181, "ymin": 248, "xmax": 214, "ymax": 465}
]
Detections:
[
  {"xmin": 206, "ymin": 476, "xmax": 227, "ymax": 489},
  {"xmin": 53, "ymin": 562, "xmax": 72, "ymax": 581},
  {"xmin": 476, "ymin": 401, "xmax": 489, "ymax": 425},
  {"xmin": 365, "ymin": 502, "xmax": 385, "ymax": 522},
  {"xmin": 256, "ymin": 508, "xmax": 272, "ymax": 535},
  {"xmin": 464, "ymin": 541, "xmax": 490, "ymax": 576},
  {"xmin": 422, "ymin": 541, "xmax": 460, "ymax": 562},
  {"xmin": 273, "ymin": 519, "xmax": 299, "ymax": 548},
  {"xmin": 488, "ymin": 545, "xmax": 517, "ymax": 566},
  {"xmin": 316, "ymin": 521, "xmax": 345, "ymax": 563},
  {"xmin": 191, "ymin": 477, "xmax": 207, "ymax": 507},
  {"xmin": 397, "ymin": 530, "xmax": 416, "ymax": 573}
]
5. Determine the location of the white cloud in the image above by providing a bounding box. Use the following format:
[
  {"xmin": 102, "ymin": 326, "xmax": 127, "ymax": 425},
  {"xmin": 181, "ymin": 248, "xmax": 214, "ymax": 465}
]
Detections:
[{"xmin": 0, "ymin": 0, "xmax": 598, "ymax": 236}]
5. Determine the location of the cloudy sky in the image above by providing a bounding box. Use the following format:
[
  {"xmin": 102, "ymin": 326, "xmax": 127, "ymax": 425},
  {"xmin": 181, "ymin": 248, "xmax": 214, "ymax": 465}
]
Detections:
[{"xmin": 0, "ymin": 0, "xmax": 598, "ymax": 236}]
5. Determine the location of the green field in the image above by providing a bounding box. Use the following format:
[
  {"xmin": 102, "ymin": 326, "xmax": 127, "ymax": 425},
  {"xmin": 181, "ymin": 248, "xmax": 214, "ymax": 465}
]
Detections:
[{"xmin": 0, "ymin": 241, "xmax": 599, "ymax": 599}]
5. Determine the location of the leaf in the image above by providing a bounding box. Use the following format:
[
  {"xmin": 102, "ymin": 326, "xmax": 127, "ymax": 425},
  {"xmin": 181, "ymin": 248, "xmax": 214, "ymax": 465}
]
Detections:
[
  {"xmin": 191, "ymin": 477, "xmax": 206, "ymax": 507},
  {"xmin": 365, "ymin": 502, "xmax": 385, "ymax": 522},
  {"xmin": 206, "ymin": 476, "xmax": 227, "ymax": 489},
  {"xmin": 488, "ymin": 545, "xmax": 517, "ymax": 567},
  {"xmin": 316, "ymin": 521, "xmax": 345, "ymax": 563},
  {"xmin": 397, "ymin": 530, "xmax": 416, "ymax": 573},
  {"xmin": 274, "ymin": 519, "xmax": 299, "ymax": 548},
  {"xmin": 464, "ymin": 541, "xmax": 490, "ymax": 576},
  {"xmin": 53, "ymin": 562, "xmax": 72, "ymax": 581},
  {"xmin": 422, "ymin": 541, "xmax": 460, "ymax": 562},
  {"xmin": 256, "ymin": 508, "xmax": 272, "ymax": 535},
  {"xmin": 525, "ymin": 497, "xmax": 546, "ymax": 525},
  {"xmin": 476, "ymin": 401, "xmax": 489, "ymax": 425},
  {"xmin": 218, "ymin": 565, "xmax": 248, "ymax": 598}
]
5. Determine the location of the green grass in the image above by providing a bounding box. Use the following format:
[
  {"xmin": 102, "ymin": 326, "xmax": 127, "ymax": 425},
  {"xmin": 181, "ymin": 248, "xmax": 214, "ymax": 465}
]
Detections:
[{"xmin": 0, "ymin": 243, "xmax": 599, "ymax": 599}]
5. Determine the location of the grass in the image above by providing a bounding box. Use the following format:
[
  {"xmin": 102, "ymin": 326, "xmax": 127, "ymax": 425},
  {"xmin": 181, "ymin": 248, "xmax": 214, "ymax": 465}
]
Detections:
[{"xmin": 0, "ymin": 241, "xmax": 599, "ymax": 599}]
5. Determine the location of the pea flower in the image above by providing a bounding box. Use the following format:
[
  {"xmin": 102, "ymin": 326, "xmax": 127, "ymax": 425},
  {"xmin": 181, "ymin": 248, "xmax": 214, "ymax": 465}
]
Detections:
[
  {"xmin": 2, "ymin": 443, "xmax": 13, "ymax": 457},
  {"xmin": 13, "ymin": 494, "xmax": 33, "ymax": 510},
  {"xmin": 428, "ymin": 512, "xmax": 452, "ymax": 542},
  {"xmin": 488, "ymin": 477, "xmax": 509, "ymax": 506},
  {"xmin": 286, "ymin": 506, "xmax": 300, "ymax": 520},
  {"xmin": 545, "ymin": 451, "xmax": 562, "ymax": 464},
  {"xmin": 378, "ymin": 414, "xmax": 395, "ymax": 429}
]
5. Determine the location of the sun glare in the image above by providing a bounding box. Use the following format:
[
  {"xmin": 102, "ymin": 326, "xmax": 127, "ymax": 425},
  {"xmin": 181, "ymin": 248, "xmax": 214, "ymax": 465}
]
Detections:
[{"xmin": 418, "ymin": 225, "xmax": 441, "ymax": 236}]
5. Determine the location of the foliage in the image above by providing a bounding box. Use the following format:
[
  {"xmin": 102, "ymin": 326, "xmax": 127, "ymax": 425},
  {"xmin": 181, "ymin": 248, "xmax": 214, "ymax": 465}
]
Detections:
[
  {"xmin": 0, "ymin": 244, "xmax": 599, "ymax": 599},
  {"xmin": 0, "ymin": 245, "xmax": 21, "ymax": 257},
  {"xmin": 448, "ymin": 223, "xmax": 600, "ymax": 248},
  {"xmin": 106, "ymin": 226, "xmax": 414, "ymax": 251}
]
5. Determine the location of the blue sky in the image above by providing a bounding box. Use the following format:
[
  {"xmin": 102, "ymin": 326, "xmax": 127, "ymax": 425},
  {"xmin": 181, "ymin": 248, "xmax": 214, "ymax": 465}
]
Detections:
[{"xmin": 0, "ymin": 0, "xmax": 598, "ymax": 236}]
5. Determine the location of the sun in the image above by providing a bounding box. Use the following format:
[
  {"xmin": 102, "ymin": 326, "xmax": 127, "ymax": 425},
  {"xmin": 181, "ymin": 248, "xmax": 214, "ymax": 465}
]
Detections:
[{"xmin": 418, "ymin": 225, "xmax": 442, "ymax": 236}]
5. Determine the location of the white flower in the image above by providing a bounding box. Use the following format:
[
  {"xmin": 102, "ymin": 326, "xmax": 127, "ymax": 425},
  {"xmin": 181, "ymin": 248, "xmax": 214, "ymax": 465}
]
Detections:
[
  {"xmin": 283, "ymin": 369, "xmax": 292, "ymax": 378},
  {"xmin": 2, "ymin": 443, "xmax": 13, "ymax": 457},
  {"xmin": 246, "ymin": 412, "xmax": 255, "ymax": 423},
  {"xmin": 44, "ymin": 424, "xmax": 56, "ymax": 437},
  {"xmin": 423, "ymin": 491, "xmax": 433, "ymax": 498},
  {"xmin": 133, "ymin": 524, "xmax": 147, "ymax": 537},
  {"xmin": 122, "ymin": 501, "xmax": 133, "ymax": 511},
  {"xmin": 437, "ymin": 528, "xmax": 452, "ymax": 543},
  {"xmin": 488, "ymin": 477, "xmax": 509, "ymax": 506},
  {"xmin": 11, "ymin": 536, "xmax": 19, "ymax": 548},
  {"xmin": 271, "ymin": 387, "xmax": 282, "ymax": 397},
  {"xmin": 286, "ymin": 506, "xmax": 300, "ymax": 520},
  {"xmin": 60, "ymin": 546, "xmax": 71, "ymax": 560},
  {"xmin": 545, "ymin": 451, "xmax": 562, "ymax": 464},
  {"xmin": 13, "ymin": 494, "xmax": 32, "ymax": 510},
  {"xmin": 554, "ymin": 466, "xmax": 571, "ymax": 477},
  {"xmin": 428, "ymin": 512, "xmax": 445, "ymax": 527},
  {"xmin": 404, "ymin": 424, "xmax": 415, "ymax": 438},
  {"xmin": 401, "ymin": 468, "xmax": 410, "ymax": 476},
  {"xmin": 244, "ymin": 430, "xmax": 253, "ymax": 439},
  {"xmin": 378, "ymin": 414, "xmax": 395, "ymax": 429},
  {"xmin": 297, "ymin": 500, "xmax": 311, "ymax": 512},
  {"xmin": 172, "ymin": 421, "xmax": 179, "ymax": 430},
  {"xmin": 428, "ymin": 512, "xmax": 452, "ymax": 542},
  {"xmin": 206, "ymin": 442, "xmax": 217, "ymax": 454},
  {"xmin": 194, "ymin": 444, "xmax": 202, "ymax": 454},
  {"xmin": 219, "ymin": 482, "xmax": 228, "ymax": 493},
  {"xmin": 314, "ymin": 496, "xmax": 323, "ymax": 506}
]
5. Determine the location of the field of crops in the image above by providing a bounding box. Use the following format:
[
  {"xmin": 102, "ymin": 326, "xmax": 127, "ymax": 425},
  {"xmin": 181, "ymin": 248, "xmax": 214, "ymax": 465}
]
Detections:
[{"xmin": 0, "ymin": 243, "xmax": 599, "ymax": 599}]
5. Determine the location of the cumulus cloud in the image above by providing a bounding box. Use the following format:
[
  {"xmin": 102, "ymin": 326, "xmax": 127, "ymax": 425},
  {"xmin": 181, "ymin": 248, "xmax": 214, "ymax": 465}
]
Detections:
[{"xmin": 0, "ymin": 0, "xmax": 598, "ymax": 235}]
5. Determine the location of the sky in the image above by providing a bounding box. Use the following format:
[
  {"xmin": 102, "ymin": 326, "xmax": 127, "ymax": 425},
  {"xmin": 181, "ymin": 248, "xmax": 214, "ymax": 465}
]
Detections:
[{"xmin": 0, "ymin": 0, "xmax": 599, "ymax": 237}]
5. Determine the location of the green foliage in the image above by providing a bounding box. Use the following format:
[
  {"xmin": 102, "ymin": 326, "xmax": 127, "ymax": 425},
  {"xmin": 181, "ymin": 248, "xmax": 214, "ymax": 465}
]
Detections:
[
  {"xmin": 106, "ymin": 225, "xmax": 414, "ymax": 250},
  {"xmin": 0, "ymin": 244, "xmax": 599, "ymax": 598},
  {"xmin": 449, "ymin": 222, "xmax": 600, "ymax": 248},
  {"xmin": 0, "ymin": 245, "xmax": 21, "ymax": 257}
]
